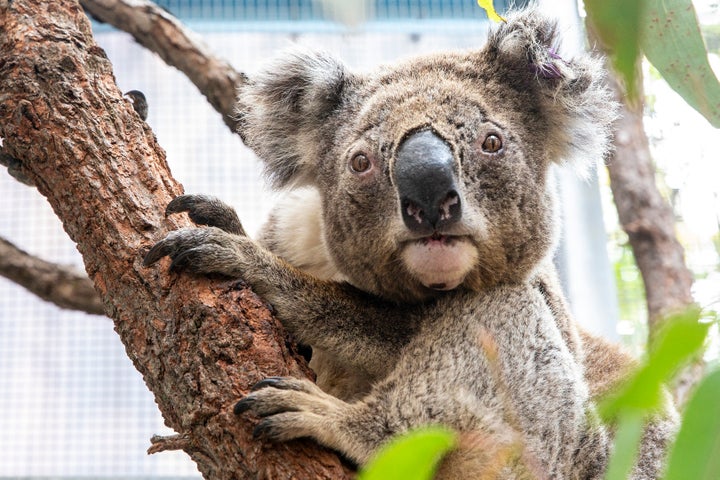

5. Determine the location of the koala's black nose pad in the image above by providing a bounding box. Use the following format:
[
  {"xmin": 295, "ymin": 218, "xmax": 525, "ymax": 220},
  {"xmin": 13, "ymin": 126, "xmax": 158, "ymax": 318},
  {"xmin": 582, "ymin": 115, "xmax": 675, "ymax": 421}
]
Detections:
[{"xmin": 394, "ymin": 130, "xmax": 462, "ymax": 233}]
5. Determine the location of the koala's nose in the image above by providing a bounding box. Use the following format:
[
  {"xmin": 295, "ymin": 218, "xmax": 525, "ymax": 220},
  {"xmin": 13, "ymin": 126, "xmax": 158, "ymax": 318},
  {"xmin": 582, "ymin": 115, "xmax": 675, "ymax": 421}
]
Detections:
[{"xmin": 394, "ymin": 129, "xmax": 461, "ymax": 234}]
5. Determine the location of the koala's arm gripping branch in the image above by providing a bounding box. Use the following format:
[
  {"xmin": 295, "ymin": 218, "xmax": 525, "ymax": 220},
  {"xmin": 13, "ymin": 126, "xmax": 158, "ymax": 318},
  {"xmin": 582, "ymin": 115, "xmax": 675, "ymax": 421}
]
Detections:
[
  {"xmin": 0, "ymin": 1, "xmax": 350, "ymax": 478},
  {"xmin": 269, "ymin": 280, "xmax": 421, "ymax": 376},
  {"xmin": 144, "ymin": 225, "xmax": 419, "ymax": 378}
]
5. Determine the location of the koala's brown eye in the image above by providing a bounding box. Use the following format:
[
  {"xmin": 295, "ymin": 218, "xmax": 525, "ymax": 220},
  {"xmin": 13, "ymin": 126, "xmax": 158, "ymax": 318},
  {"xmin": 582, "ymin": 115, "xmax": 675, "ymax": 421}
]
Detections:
[
  {"xmin": 350, "ymin": 154, "xmax": 371, "ymax": 173},
  {"xmin": 481, "ymin": 134, "xmax": 503, "ymax": 153}
]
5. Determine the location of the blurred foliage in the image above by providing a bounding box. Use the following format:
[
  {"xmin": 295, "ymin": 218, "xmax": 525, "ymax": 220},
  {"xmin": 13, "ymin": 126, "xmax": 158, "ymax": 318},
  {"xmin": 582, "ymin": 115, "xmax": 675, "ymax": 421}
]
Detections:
[
  {"xmin": 608, "ymin": 235, "xmax": 648, "ymax": 353},
  {"xmin": 358, "ymin": 427, "xmax": 457, "ymax": 480},
  {"xmin": 584, "ymin": 0, "xmax": 643, "ymax": 98},
  {"xmin": 663, "ymin": 367, "xmax": 720, "ymax": 479},
  {"xmin": 601, "ymin": 307, "xmax": 718, "ymax": 480}
]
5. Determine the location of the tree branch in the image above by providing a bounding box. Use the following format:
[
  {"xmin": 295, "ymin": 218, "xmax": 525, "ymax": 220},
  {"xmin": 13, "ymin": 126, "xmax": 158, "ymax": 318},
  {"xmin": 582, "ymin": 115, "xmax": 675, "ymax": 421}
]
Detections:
[
  {"xmin": 0, "ymin": 1, "xmax": 350, "ymax": 478},
  {"xmin": 80, "ymin": 0, "xmax": 247, "ymax": 133},
  {"xmin": 1, "ymin": 147, "xmax": 35, "ymax": 185},
  {"xmin": 603, "ymin": 71, "xmax": 695, "ymax": 331},
  {"xmin": 0, "ymin": 236, "xmax": 105, "ymax": 315},
  {"xmin": 585, "ymin": 25, "xmax": 695, "ymax": 332}
]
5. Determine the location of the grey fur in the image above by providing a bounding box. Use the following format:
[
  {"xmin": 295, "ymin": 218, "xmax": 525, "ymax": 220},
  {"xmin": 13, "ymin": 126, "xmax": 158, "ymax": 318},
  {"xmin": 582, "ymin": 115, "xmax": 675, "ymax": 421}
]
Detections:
[{"xmin": 145, "ymin": 9, "xmax": 675, "ymax": 479}]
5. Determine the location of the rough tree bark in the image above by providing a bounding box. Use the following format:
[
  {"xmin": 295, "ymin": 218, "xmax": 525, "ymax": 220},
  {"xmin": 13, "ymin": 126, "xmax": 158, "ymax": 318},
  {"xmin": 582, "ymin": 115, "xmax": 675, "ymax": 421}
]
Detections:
[{"xmin": 0, "ymin": 1, "xmax": 351, "ymax": 478}]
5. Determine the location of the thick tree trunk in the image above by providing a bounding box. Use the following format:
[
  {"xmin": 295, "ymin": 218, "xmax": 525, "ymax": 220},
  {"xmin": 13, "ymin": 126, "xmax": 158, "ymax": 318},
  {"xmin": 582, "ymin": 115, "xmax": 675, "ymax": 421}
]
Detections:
[{"xmin": 0, "ymin": 1, "xmax": 351, "ymax": 478}]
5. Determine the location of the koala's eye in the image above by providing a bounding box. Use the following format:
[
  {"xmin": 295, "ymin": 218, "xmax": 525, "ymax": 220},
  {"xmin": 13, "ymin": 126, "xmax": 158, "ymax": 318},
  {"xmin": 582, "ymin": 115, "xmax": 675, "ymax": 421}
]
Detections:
[
  {"xmin": 481, "ymin": 134, "xmax": 503, "ymax": 153},
  {"xmin": 350, "ymin": 153, "xmax": 371, "ymax": 173}
]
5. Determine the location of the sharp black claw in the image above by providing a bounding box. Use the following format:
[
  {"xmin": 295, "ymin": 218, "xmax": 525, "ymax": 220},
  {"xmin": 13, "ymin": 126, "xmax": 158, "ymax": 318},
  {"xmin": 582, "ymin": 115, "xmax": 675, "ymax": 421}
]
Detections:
[
  {"xmin": 143, "ymin": 242, "xmax": 169, "ymax": 266},
  {"xmin": 252, "ymin": 421, "xmax": 273, "ymax": 440},
  {"xmin": 168, "ymin": 248, "xmax": 194, "ymax": 271},
  {"xmin": 251, "ymin": 377, "xmax": 284, "ymax": 391},
  {"xmin": 165, "ymin": 194, "xmax": 195, "ymax": 216},
  {"xmin": 234, "ymin": 398, "xmax": 254, "ymax": 415}
]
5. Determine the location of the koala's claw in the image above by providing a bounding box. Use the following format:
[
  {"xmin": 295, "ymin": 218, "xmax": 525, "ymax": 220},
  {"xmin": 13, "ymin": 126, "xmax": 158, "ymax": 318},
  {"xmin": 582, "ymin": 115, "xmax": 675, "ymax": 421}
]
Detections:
[
  {"xmin": 251, "ymin": 376, "xmax": 309, "ymax": 392},
  {"xmin": 167, "ymin": 245, "xmax": 212, "ymax": 272},
  {"xmin": 166, "ymin": 194, "xmax": 246, "ymax": 236},
  {"xmin": 233, "ymin": 397, "xmax": 255, "ymax": 415},
  {"xmin": 234, "ymin": 377, "xmax": 336, "ymax": 418},
  {"xmin": 143, "ymin": 238, "xmax": 173, "ymax": 267},
  {"xmin": 251, "ymin": 414, "xmax": 306, "ymax": 441},
  {"xmin": 234, "ymin": 377, "xmax": 349, "ymax": 448},
  {"xmin": 235, "ymin": 377, "xmax": 320, "ymax": 416},
  {"xmin": 143, "ymin": 227, "xmax": 247, "ymax": 278},
  {"xmin": 252, "ymin": 419, "xmax": 275, "ymax": 440}
]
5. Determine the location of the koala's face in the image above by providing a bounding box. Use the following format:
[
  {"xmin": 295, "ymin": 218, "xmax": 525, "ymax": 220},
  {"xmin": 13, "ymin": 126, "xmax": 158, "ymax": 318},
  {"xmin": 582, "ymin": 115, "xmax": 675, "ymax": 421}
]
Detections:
[{"xmin": 241, "ymin": 11, "xmax": 614, "ymax": 302}]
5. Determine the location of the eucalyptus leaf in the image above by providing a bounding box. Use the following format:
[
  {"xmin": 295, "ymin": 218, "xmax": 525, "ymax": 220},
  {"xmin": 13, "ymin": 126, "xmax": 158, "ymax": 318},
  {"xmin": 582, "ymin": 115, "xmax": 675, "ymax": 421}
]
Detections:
[
  {"xmin": 604, "ymin": 413, "xmax": 646, "ymax": 480},
  {"xmin": 584, "ymin": 0, "xmax": 643, "ymax": 99},
  {"xmin": 663, "ymin": 368, "xmax": 720, "ymax": 480},
  {"xmin": 600, "ymin": 307, "xmax": 709, "ymax": 420},
  {"xmin": 641, "ymin": 0, "xmax": 720, "ymax": 127},
  {"xmin": 359, "ymin": 427, "xmax": 457, "ymax": 480}
]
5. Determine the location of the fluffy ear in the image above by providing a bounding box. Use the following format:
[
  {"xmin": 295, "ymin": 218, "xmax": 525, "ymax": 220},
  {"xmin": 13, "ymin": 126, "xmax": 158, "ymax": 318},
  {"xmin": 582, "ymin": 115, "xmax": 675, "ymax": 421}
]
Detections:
[
  {"xmin": 238, "ymin": 49, "xmax": 348, "ymax": 188},
  {"xmin": 484, "ymin": 10, "xmax": 618, "ymax": 170}
]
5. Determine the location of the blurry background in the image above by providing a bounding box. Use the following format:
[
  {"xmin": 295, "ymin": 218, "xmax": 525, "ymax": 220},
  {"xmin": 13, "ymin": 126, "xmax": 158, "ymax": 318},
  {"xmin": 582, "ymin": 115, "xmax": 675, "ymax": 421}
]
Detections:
[{"xmin": 1, "ymin": 0, "xmax": 718, "ymax": 477}]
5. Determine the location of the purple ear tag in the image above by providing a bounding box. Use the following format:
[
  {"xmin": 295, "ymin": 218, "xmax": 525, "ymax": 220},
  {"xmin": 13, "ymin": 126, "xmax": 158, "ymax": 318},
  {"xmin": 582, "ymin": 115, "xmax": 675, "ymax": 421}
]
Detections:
[{"xmin": 529, "ymin": 48, "xmax": 566, "ymax": 79}]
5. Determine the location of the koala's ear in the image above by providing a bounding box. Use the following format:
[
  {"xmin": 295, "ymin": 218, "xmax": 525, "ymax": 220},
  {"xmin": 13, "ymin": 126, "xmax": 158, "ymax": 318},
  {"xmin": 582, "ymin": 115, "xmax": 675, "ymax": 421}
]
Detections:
[
  {"xmin": 238, "ymin": 49, "xmax": 348, "ymax": 188},
  {"xmin": 482, "ymin": 10, "xmax": 617, "ymax": 170}
]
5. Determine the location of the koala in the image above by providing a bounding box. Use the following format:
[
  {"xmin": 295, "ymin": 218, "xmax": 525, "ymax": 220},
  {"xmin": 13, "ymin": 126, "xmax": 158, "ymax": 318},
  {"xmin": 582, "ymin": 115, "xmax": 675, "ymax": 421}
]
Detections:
[{"xmin": 144, "ymin": 10, "xmax": 674, "ymax": 479}]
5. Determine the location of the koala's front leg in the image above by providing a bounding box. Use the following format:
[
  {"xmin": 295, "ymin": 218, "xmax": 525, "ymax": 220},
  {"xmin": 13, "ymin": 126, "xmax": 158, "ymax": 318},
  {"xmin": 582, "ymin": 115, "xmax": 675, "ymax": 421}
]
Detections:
[
  {"xmin": 143, "ymin": 226, "xmax": 262, "ymax": 278},
  {"xmin": 143, "ymin": 208, "xmax": 418, "ymax": 377},
  {"xmin": 234, "ymin": 376, "xmax": 384, "ymax": 465}
]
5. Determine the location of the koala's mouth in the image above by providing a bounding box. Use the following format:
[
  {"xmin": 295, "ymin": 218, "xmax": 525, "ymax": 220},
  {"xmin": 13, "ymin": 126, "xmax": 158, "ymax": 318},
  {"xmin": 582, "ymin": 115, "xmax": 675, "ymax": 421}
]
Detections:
[
  {"xmin": 423, "ymin": 232, "xmax": 455, "ymax": 245},
  {"xmin": 400, "ymin": 233, "xmax": 478, "ymax": 291}
]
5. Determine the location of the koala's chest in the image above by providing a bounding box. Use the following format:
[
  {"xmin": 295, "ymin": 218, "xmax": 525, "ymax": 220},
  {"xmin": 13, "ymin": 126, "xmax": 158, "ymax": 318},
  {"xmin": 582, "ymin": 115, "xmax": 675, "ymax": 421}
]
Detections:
[{"xmin": 395, "ymin": 294, "xmax": 579, "ymax": 420}]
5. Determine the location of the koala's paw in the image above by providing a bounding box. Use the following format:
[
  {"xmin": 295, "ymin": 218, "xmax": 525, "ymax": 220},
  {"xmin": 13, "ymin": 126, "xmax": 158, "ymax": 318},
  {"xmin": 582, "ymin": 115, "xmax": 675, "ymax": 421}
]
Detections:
[
  {"xmin": 166, "ymin": 194, "xmax": 246, "ymax": 236},
  {"xmin": 234, "ymin": 377, "xmax": 346, "ymax": 443},
  {"xmin": 143, "ymin": 227, "xmax": 249, "ymax": 277}
]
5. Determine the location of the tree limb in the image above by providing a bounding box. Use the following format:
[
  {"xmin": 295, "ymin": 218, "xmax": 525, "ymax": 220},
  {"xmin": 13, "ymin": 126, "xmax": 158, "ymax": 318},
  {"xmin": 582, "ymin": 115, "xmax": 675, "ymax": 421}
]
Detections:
[
  {"xmin": 0, "ymin": 1, "xmax": 351, "ymax": 478},
  {"xmin": 80, "ymin": 0, "xmax": 247, "ymax": 133},
  {"xmin": 587, "ymin": 29, "xmax": 700, "ymax": 404},
  {"xmin": 1, "ymin": 147, "xmax": 35, "ymax": 185},
  {"xmin": 603, "ymin": 70, "xmax": 695, "ymax": 331},
  {"xmin": 585, "ymin": 24, "xmax": 695, "ymax": 332},
  {"xmin": 0, "ymin": 236, "xmax": 105, "ymax": 315}
]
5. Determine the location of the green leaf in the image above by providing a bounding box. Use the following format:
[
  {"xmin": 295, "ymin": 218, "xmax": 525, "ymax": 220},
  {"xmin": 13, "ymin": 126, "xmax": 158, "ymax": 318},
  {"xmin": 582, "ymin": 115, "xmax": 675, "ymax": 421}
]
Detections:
[
  {"xmin": 600, "ymin": 307, "xmax": 709, "ymax": 420},
  {"xmin": 358, "ymin": 427, "xmax": 457, "ymax": 480},
  {"xmin": 604, "ymin": 413, "xmax": 646, "ymax": 480},
  {"xmin": 663, "ymin": 368, "xmax": 720, "ymax": 480},
  {"xmin": 641, "ymin": 0, "xmax": 720, "ymax": 127},
  {"xmin": 584, "ymin": 0, "xmax": 644, "ymax": 99}
]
